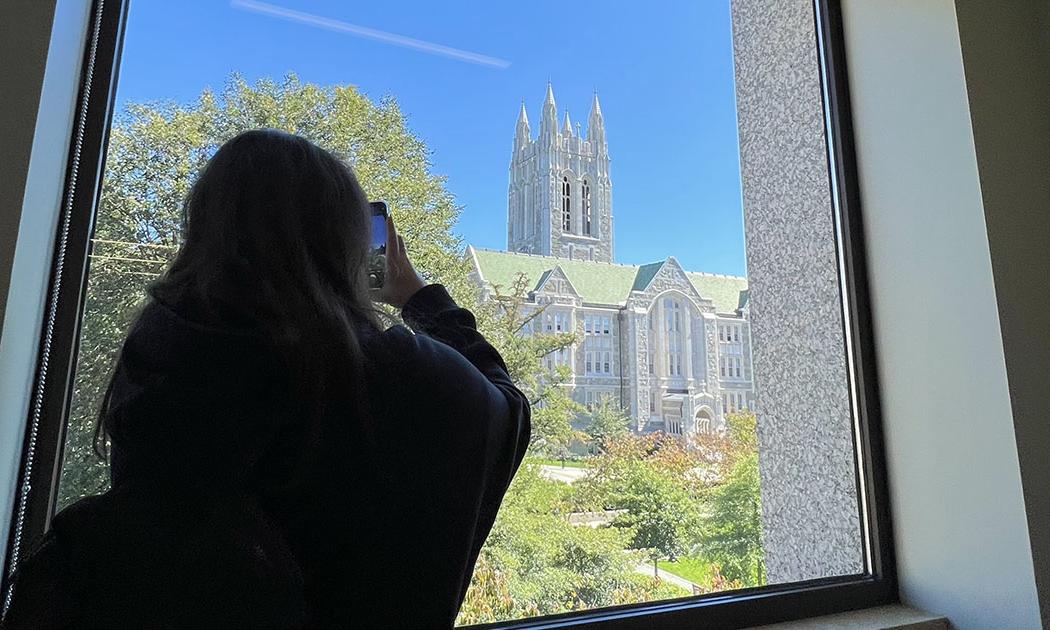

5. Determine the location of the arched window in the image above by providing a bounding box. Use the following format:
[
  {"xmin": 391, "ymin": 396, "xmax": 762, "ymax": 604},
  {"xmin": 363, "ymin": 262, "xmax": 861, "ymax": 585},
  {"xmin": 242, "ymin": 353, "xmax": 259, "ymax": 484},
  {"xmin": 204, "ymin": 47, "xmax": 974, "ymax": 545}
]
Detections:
[
  {"xmin": 522, "ymin": 186, "xmax": 530, "ymax": 236},
  {"xmin": 582, "ymin": 180, "xmax": 592, "ymax": 235},
  {"xmin": 561, "ymin": 176, "xmax": 572, "ymax": 232},
  {"xmin": 517, "ymin": 189, "xmax": 526, "ymax": 238},
  {"xmin": 531, "ymin": 182, "xmax": 539, "ymax": 236},
  {"xmin": 664, "ymin": 298, "xmax": 683, "ymax": 376}
]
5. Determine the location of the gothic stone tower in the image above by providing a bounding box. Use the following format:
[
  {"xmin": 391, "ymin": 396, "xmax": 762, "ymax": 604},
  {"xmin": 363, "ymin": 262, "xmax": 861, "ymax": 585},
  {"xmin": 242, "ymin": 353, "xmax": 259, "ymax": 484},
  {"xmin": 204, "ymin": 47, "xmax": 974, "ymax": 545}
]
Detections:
[{"xmin": 507, "ymin": 84, "xmax": 613, "ymax": 262}]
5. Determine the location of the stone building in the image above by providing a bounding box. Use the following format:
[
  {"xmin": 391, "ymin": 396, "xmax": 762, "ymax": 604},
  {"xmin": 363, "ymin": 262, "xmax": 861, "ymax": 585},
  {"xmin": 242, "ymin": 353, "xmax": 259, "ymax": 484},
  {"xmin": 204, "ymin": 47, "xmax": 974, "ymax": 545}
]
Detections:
[{"xmin": 469, "ymin": 85, "xmax": 754, "ymax": 436}]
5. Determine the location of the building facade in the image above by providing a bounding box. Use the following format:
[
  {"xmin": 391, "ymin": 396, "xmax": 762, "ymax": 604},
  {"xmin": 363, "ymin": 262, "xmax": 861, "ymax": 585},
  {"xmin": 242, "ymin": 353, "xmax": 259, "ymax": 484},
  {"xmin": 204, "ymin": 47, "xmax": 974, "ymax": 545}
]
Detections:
[{"xmin": 470, "ymin": 85, "xmax": 754, "ymax": 436}]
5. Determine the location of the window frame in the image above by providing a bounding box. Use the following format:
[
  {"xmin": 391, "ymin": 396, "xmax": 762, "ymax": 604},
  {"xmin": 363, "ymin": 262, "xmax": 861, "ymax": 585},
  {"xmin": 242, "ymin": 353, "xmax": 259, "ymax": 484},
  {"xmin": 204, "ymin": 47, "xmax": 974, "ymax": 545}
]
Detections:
[
  {"xmin": 2, "ymin": 0, "xmax": 898, "ymax": 626},
  {"xmin": 2, "ymin": 0, "xmax": 130, "ymax": 614}
]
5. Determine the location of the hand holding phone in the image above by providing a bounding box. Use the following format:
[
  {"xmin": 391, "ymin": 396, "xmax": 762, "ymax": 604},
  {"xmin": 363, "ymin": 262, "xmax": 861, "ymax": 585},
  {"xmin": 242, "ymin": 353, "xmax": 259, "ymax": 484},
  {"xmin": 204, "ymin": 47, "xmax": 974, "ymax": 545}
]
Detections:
[
  {"xmin": 368, "ymin": 201, "xmax": 389, "ymax": 290},
  {"xmin": 368, "ymin": 204, "xmax": 426, "ymax": 308}
]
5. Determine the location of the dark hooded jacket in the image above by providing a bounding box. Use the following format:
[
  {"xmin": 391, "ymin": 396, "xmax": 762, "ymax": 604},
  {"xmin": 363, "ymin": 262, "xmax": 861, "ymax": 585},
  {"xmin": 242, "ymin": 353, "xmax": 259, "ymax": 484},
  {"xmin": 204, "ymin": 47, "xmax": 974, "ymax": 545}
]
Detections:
[{"xmin": 2, "ymin": 284, "xmax": 530, "ymax": 629}]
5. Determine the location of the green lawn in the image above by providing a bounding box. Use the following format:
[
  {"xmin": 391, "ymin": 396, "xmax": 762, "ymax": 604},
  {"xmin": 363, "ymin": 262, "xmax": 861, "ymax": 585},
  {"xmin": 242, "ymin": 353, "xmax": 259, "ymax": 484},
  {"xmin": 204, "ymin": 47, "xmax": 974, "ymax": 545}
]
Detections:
[
  {"xmin": 533, "ymin": 457, "xmax": 589, "ymax": 469},
  {"xmin": 657, "ymin": 556, "xmax": 715, "ymax": 585}
]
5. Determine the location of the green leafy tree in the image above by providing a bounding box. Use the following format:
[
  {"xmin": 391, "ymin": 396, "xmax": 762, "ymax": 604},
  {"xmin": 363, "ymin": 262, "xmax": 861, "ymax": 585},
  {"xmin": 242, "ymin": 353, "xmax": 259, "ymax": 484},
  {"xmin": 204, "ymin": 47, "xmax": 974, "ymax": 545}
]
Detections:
[
  {"xmin": 578, "ymin": 434, "xmax": 704, "ymax": 575},
  {"xmin": 457, "ymin": 463, "xmax": 684, "ymax": 624},
  {"xmin": 583, "ymin": 394, "xmax": 631, "ymax": 452},
  {"xmin": 455, "ymin": 555, "xmax": 517, "ymax": 625},
  {"xmin": 60, "ymin": 73, "xmax": 472, "ymax": 507},
  {"xmin": 529, "ymin": 371, "xmax": 585, "ymax": 457},
  {"xmin": 699, "ymin": 412, "xmax": 766, "ymax": 586},
  {"xmin": 609, "ymin": 462, "xmax": 700, "ymax": 575},
  {"xmin": 472, "ymin": 272, "xmax": 582, "ymax": 456}
]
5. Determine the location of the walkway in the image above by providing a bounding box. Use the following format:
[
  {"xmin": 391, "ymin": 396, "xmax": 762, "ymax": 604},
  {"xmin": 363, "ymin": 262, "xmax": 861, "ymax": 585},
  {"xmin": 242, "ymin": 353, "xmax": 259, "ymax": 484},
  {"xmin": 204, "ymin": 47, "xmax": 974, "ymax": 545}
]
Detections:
[
  {"xmin": 538, "ymin": 464, "xmax": 589, "ymax": 484},
  {"xmin": 634, "ymin": 563, "xmax": 701, "ymax": 593}
]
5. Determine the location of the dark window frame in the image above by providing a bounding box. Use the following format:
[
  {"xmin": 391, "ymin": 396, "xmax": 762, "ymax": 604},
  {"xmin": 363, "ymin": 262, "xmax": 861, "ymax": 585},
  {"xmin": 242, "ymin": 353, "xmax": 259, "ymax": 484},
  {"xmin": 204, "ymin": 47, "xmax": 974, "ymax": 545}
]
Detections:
[
  {"xmin": 2, "ymin": 0, "xmax": 130, "ymax": 617},
  {"xmin": 2, "ymin": 0, "xmax": 897, "ymax": 626}
]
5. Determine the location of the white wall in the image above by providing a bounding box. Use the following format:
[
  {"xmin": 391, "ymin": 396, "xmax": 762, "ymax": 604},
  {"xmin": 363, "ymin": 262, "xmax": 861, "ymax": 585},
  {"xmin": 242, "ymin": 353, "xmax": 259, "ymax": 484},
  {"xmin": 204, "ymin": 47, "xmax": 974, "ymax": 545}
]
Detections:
[
  {"xmin": 0, "ymin": 0, "xmax": 90, "ymax": 574},
  {"xmin": 842, "ymin": 1, "xmax": 1042, "ymax": 627}
]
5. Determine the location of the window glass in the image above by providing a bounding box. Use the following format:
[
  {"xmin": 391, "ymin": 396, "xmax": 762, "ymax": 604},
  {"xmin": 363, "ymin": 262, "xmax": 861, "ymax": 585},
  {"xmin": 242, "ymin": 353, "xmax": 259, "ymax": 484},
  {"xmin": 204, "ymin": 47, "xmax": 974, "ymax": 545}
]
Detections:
[
  {"xmin": 582, "ymin": 180, "xmax": 592, "ymax": 236},
  {"xmin": 562, "ymin": 176, "xmax": 572, "ymax": 232},
  {"xmin": 53, "ymin": 0, "xmax": 866, "ymax": 625}
]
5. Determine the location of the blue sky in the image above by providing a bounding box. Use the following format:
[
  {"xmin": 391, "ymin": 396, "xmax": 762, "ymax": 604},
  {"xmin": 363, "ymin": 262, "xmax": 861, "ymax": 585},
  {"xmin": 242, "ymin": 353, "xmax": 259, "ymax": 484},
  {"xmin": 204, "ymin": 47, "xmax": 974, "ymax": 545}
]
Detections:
[{"xmin": 115, "ymin": 0, "xmax": 746, "ymax": 276}]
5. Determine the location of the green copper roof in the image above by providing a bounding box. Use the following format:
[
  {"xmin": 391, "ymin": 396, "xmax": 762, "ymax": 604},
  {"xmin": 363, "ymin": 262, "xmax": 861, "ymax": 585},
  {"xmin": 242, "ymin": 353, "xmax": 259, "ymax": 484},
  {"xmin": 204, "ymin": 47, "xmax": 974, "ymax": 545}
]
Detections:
[
  {"xmin": 631, "ymin": 262, "xmax": 664, "ymax": 292},
  {"xmin": 471, "ymin": 248, "xmax": 637, "ymax": 305},
  {"xmin": 685, "ymin": 272, "xmax": 750, "ymax": 315},
  {"xmin": 470, "ymin": 247, "xmax": 748, "ymax": 314},
  {"xmin": 532, "ymin": 268, "xmax": 555, "ymax": 292}
]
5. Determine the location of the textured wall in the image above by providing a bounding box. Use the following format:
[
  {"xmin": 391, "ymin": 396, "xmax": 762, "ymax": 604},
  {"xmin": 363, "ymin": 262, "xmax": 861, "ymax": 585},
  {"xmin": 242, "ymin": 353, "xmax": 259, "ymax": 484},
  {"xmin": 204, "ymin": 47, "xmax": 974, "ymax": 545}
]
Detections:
[{"xmin": 730, "ymin": 0, "xmax": 864, "ymax": 581}]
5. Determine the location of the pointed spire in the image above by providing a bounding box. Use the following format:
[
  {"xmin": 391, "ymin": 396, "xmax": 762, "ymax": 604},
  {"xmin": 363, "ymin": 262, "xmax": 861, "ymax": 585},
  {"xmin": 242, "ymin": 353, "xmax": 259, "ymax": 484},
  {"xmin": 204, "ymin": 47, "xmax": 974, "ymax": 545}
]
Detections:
[
  {"xmin": 540, "ymin": 81, "xmax": 558, "ymax": 139},
  {"xmin": 514, "ymin": 98, "xmax": 531, "ymax": 151},
  {"xmin": 563, "ymin": 110, "xmax": 573, "ymax": 136},
  {"xmin": 587, "ymin": 89, "xmax": 606, "ymax": 152},
  {"xmin": 590, "ymin": 90, "xmax": 603, "ymax": 119},
  {"xmin": 516, "ymin": 98, "xmax": 530, "ymax": 132}
]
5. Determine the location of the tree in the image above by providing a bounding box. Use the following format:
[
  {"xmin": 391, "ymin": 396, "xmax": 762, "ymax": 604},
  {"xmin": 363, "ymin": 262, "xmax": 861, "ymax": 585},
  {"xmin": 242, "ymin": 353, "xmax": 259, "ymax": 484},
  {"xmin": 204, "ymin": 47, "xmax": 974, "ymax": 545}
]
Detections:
[
  {"xmin": 583, "ymin": 394, "xmax": 631, "ymax": 452},
  {"xmin": 59, "ymin": 73, "xmax": 473, "ymax": 507},
  {"xmin": 472, "ymin": 272, "xmax": 582, "ymax": 456},
  {"xmin": 578, "ymin": 434, "xmax": 704, "ymax": 575},
  {"xmin": 615, "ymin": 463, "xmax": 698, "ymax": 575},
  {"xmin": 457, "ymin": 463, "xmax": 684, "ymax": 624},
  {"xmin": 455, "ymin": 555, "xmax": 516, "ymax": 625},
  {"xmin": 698, "ymin": 412, "xmax": 766, "ymax": 586}
]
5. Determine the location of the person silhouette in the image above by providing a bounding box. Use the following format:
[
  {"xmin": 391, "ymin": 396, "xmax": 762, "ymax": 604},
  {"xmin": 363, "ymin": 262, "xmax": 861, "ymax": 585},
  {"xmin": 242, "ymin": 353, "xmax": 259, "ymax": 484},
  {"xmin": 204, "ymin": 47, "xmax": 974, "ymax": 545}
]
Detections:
[{"xmin": 2, "ymin": 129, "xmax": 531, "ymax": 629}]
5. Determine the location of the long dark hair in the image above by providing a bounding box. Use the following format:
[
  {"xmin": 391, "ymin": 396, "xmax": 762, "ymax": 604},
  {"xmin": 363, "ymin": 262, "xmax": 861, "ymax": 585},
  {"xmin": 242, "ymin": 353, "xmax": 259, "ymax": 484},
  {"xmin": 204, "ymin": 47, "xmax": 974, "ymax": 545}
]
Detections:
[{"xmin": 95, "ymin": 129, "xmax": 380, "ymax": 458}]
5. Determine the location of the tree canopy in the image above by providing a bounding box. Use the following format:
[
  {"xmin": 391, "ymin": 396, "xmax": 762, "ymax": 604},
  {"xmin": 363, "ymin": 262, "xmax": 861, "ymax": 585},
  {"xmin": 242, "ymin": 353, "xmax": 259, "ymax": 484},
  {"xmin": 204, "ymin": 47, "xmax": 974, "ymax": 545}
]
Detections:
[
  {"xmin": 583, "ymin": 394, "xmax": 632, "ymax": 451},
  {"xmin": 60, "ymin": 74, "xmax": 477, "ymax": 506},
  {"xmin": 698, "ymin": 413, "xmax": 766, "ymax": 584}
]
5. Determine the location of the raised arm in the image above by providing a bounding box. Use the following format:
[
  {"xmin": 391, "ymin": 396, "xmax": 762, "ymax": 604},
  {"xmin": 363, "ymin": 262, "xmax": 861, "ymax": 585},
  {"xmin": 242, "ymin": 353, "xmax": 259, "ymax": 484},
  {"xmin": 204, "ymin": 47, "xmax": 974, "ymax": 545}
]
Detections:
[{"xmin": 374, "ymin": 217, "xmax": 531, "ymax": 619}]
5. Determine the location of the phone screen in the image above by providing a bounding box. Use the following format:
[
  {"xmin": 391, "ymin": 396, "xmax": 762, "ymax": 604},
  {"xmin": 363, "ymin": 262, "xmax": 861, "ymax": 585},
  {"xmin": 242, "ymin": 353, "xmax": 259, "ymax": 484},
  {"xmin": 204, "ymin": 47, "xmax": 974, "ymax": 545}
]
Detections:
[
  {"xmin": 368, "ymin": 201, "xmax": 388, "ymax": 289},
  {"xmin": 371, "ymin": 206, "xmax": 388, "ymax": 252}
]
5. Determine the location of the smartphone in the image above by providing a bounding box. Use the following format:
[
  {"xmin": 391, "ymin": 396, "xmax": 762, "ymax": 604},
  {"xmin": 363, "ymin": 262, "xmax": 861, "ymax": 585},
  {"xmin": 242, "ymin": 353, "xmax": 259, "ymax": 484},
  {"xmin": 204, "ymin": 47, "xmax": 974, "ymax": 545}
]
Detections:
[{"xmin": 368, "ymin": 201, "xmax": 389, "ymax": 289}]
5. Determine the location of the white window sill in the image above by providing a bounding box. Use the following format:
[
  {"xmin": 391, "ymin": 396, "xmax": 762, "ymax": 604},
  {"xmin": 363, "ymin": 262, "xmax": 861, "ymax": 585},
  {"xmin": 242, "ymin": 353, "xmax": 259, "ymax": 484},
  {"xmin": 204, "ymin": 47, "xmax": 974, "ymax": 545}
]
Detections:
[{"xmin": 747, "ymin": 604, "xmax": 947, "ymax": 630}]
